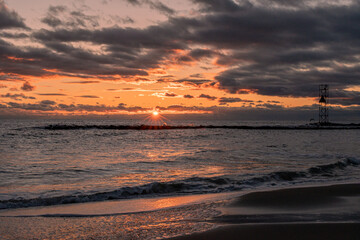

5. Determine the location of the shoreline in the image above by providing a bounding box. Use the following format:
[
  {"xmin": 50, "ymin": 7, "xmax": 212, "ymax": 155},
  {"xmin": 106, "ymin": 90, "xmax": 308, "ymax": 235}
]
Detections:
[
  {"xmin": 1, "ymin": 183, "xmax": 360, "ymax": 239},
  {"xmin": 170, "ymin": 223, "xmax": 360, "ymax": 240},
  {"xmin": 171, "ymin": 183, "xmax": 360, "ymax": 240}
]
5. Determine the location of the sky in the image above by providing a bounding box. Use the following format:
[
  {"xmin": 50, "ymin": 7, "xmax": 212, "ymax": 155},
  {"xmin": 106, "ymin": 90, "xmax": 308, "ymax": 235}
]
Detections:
[{"xmin": 0, "ymin": 0, "xmax": 360, "ymax": 120}]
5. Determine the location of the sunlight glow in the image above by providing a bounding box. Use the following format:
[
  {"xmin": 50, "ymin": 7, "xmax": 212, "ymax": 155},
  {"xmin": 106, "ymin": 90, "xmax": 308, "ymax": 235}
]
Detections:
[{"xmin": 142, "ymin": 109, "xmax": 170, "ymax": 126}]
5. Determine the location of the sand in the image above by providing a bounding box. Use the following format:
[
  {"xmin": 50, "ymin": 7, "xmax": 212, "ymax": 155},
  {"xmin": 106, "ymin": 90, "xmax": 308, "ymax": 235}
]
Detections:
[
  {"xmin": 1, "ymin": 183, "xmax": 359, "ymax": 239},
  {"xmin": 170, "ymin": 223, "xmax": 360, "ymax": 240},
  {"xmin": 171, "ymin": 183, "xmax": 360, "ymax": 240}
]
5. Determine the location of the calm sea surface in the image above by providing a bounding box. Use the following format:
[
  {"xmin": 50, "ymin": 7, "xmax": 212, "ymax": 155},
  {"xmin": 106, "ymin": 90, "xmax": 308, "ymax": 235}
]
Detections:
[{"xmin": 1, "ymin": 119, "xmax": 359, "ymax": 209}]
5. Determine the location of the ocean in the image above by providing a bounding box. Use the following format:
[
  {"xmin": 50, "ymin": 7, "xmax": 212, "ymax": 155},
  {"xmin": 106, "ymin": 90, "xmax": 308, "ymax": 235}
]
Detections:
[{"xmin": 1, "ymin": 119, "xmax": 360, "ymax": 210}]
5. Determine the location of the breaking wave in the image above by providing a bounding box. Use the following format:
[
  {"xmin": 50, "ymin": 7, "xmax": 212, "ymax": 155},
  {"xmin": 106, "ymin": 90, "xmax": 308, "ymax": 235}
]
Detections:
[{"xmin": 1, "ymin": 157, "xmax": 359, "ymax": 210}]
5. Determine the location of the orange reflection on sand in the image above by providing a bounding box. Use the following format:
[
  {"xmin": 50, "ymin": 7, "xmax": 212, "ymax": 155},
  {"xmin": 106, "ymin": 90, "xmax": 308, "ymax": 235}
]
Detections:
[{"xmin": 149, "ymin": 196, "xmax": 200, "ymax": 209}]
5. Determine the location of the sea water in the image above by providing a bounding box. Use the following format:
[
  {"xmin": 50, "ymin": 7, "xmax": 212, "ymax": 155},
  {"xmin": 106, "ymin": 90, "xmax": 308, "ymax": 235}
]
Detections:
[{"xmin": 1, "ymin": 119, "xmax": 359, "ymax": 210}]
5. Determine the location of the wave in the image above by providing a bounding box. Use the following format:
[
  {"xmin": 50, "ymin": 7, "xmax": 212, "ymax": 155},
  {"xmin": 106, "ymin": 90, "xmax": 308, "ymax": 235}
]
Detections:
[
  {"xmin": 1, "ymin": 157, "xmax": 359, "ymax": 210},
  {"xmin": 37, "ymin": 123, "xmax": 360, "ymax": 131}
]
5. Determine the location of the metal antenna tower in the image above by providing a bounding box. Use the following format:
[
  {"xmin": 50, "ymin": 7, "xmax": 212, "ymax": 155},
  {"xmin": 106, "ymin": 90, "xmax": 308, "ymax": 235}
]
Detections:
[{"xmin": 319, "ymin": 84, "xmax": 329, "ymax": 125}]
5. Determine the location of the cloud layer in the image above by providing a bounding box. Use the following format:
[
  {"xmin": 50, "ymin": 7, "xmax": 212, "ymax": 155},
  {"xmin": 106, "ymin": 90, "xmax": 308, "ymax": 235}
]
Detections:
[{"xmin": 1, "ymin": 0, "xmax": 360, "ymax": 118}]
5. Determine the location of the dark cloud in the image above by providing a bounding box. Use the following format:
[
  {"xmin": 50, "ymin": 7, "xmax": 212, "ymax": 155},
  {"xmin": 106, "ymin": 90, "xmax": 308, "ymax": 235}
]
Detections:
[
  {"xmin": 109, "ymin": 15, "xmax": 134, "ymax": 24},
  {"xmin": 21, "ymin": 81, "xmax": 35, "ymax": 91},
  {"xmin": 0, "ymin": 0, "xmax": 27, "ymax": 29},
  {"xmin": 164, "ymin": 92, "xmax": 177, "ymax": 97},
  {"xmin": 157, "ymin": 104, "xmax": 214, "ymax": 112},
  {"xmin": 0, "ymin": 32, "xmax": 28, "ymax": 38},
  {"xmin": 60, "ymin": 2, "xmax": 360, "ymax": 98},
  {"xmin": 125, "ymin": 0, "xmax": 175, "ymax": 15},
  {"xmin": 6, "ymin": 101, "xmax": 56, "ymax": 111},
  {"xmin": 3, "ymin": 101, "xmax": 150, "ymax": 113},
  {"xmin": 218, "ymin": 97, "xmax": 253, "ymax": 103},
  {"xmin": 37, "ymin": 93, "xmax": 67, "ymax": 96},
  {"xmin": 189, "ymin": 73, "xmax": 204, "ymax": 78},
  {"xmin": 63, "ymin": 81, "xmax": 100, "ymax": 84},
  {"xmin": 174, "ymin": 49, "xmax": 217, "ymax": 64},
  {"xmin": 173, "ymin": 78, "xmax": 214, "ymax": 86},
  {"xmin": 329, "ymin": 90, "xmax": 360, "ymax": 106},
  {"xmin": 39, "ymin": 100, "xmax": 56, "ymax": 105},
  {"xmin": 1, "ymin": 34, "xmax": 149, "ymax": 78},
  {"xmin": 146, "ymin": 0, "xmax": 175, "ymax": 15},
  {"xmin": 1, "ymin": 98, "xmax": 360, "ymax": 121},
  {"xmin": 2, "ymin": 7, "xmax": 179, "ymax": 79},
  {"xmin": 198, "ymin": 94, "xmax": 217, "ymax": 100},
  {"xmin": 183, "ymin": 94, "xmax": 194, "ymax": 98},
  {"xmin": 1, "ymin": 93, "xmax": 36, "ymax": 100},
  {"xmin": 1, "ymin": 0, "xmax": 360, "ymax": 108},
  {"xmin": 191, "ymin": 0, "xmax": 250, "ymax": 13},
  {"xmin": 188, "ymin": 49, "xmax": 216, "ymax": 60},
  {"xmin": 0, "ymin": 74, "xmax": 23, "ymax": 81},
  {"xmin": 41, "ymin": 5, "xmax": 99, "ymax": 28},
  {"xmin": 190, "ymin": 3, "xmax": 360, "ymax": 97},
  {"xmin": 76, "ymin": 95, "xmax": 100, "ymax": 98}
]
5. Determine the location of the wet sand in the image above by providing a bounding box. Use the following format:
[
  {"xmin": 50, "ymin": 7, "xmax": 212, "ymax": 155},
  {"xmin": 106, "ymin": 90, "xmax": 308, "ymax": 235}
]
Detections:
[
  {"xmin": 170, "ymin": 223, "xmax": 360, "ymax": 240},
  {"xmin": 172, "ymin": 183, "xmax": 360, "ymax": 240},
  {"xmin": 1, "ymin": 184, "xmax": 359, "ymax": 239}
]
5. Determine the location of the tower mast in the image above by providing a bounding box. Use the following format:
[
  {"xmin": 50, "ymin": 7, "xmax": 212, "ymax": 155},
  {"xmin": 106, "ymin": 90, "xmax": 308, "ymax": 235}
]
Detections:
[{"xmin": 319, "ymin": 84, "xmax": 329, "ymax": 125}]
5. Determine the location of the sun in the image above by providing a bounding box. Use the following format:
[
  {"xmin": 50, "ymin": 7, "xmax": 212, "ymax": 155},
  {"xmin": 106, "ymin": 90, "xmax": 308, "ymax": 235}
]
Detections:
[
  {"xmin": 143, "ymin": 109, "xmax": 169, "ymax": 126},
  {"xmin": 152, "ymin": 111, "xmax": 159, "ymax": 117}
]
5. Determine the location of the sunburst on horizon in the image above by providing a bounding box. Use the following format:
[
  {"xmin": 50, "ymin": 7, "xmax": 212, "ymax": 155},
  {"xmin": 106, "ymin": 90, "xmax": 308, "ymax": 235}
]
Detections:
[{"xmin": 142, "ymin": 109, "xmax": 169, "ymax": 126}]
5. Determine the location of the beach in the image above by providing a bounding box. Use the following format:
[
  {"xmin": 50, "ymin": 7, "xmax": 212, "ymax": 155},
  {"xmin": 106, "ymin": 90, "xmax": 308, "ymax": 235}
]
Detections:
[
  {"xmin": 0, "ymin": 183, "xmax": 359, "ymax": 239},
  {"xmin": 1, "ymin": 120, "xmax": 360, "ymax": 239},
  {"xmin": 172, "ymin": 183, "xmax": 360, "ymax": 240},
  {"xmin": 171, "ymin": 223, "xmax": 360, "ymax": 240},
  {"xmin": 2, "ymin": 0, "xmax": 360, "ymax": 237}
]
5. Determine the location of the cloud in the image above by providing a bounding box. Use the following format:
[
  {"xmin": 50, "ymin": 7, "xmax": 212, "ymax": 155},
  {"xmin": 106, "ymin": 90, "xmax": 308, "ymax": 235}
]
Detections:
[
  {"xmin": 63, "ymin": 81, "xmax": 100, "ymax": 84},
  {"xmin": 21, "ymin": 81, "xmax": 35, "ymax": 91},
  {"xmin": 183, "ymin": 94, "xmax": 194, "ymax": 98},
  {"xmin": 125, "ymin": 0, "xmax": 175, "ymax": 15},
  {"xmin": 76, "ymin": 95, "xmax": 100, "ymax": 98},
  {"xmin": 152, "ymin": 92, "xmax": 179, "ymax": 98},
  {"xmin": 164, "ymin": 92, "xmax": 177, "ymax": 97},
  {"xmin": 329, "ymin": 90, "xmax": 360, "ymax": 106},
  {"xmin": 198, "ymin": 94, "xmax": 217, "ymax": 100},
  {"xmin": 1, "ymin": 93, "xmax": 36, "ymax": 100},
  {"xmin": 41, "ymin": 5, "xmax": 99, "ymax": 28},
  {"xmin": 218, "ymin": 97, "xmax": 253, "ymax": 104},
  {"xmin": 3, "ymin": 101, "xmax": 150, "ymax": 113},
  {"xmin": 109, "ymin": 15, "xmax": 134, "ymax": 24},
  {"xmin": 189, "ymin": 73, "xmax": 204, "ymax": 78},
  {"xmin": 1, "ymin": 0, "xmax": 360, "ymax": 108},
  {"xmin": 0, "ymin": 32, "xmax": 28, "ymax": 39},
  {"xmin": 191, "ymin": 0, "xmax": 249, "ymax": 13},
  {"xmin": 173, "ymin": 79, "xmax": 214, "ymax": 86},
  {"xmin": 0, "ymin": 74, "xmax": 23, "ymax": 81},
  {"xmin": 39, "ymin": 100, "xmax": 56, "ymax": 105},
  {"xmin": 1, "ymin": 99, "xmax": 360, "ymax": 121},
  {"xmin": 0, "ymin": 0, "xmax": 27, "ymax": 29},
  {"xmin": 188, "ymin": 3, "xmax": 360, "ymax": 97},
  {"xmin": 6, "ymin": 101, "xmax": 56, "ymax": 111},
  {"xmin": 37, "ymin": 93, "xmax": 67, "ymax": 96}
]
